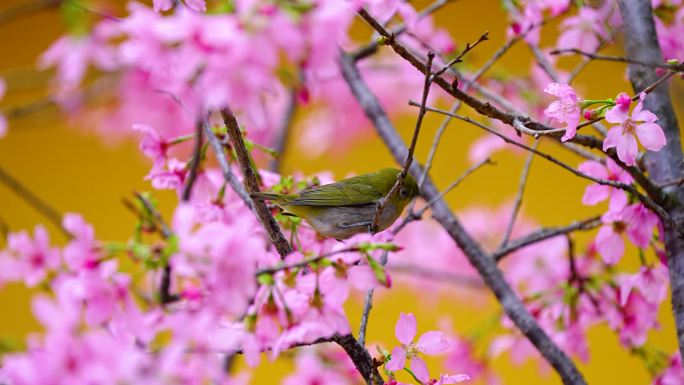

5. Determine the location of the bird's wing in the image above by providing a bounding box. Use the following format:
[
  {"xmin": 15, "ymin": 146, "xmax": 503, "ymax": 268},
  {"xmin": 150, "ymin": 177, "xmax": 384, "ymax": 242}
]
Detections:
[{"xmin": 286, "ymin": 182, "xmax": 382, "ymax": 207}]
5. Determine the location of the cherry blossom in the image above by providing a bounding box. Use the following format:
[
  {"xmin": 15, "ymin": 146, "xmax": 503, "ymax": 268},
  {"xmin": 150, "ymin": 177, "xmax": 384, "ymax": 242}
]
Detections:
[
  {"xmin": 603, "ymin": 92, "xmax": 667, "ymax": 166},
  {"xmin": 0, "ymin": 225, "xmax": 60, "ymax": 287},
  {"xmin": 386, "ymin": 313, "xmax": 452, "ymax": 383},
  {"xmin": 577, "ymin": 158, "xmax": 633, "ymax": 213},
  {"xmin": 556, "ymin": 7, "xmax": 608, "ymax": 52},
  {"xmin": 543, "ymin": 83, "xmax": 581, "ymax": 141},
  {"xmin": 595, "ymin": 203, "xmax": 660, "ymax": 265}
]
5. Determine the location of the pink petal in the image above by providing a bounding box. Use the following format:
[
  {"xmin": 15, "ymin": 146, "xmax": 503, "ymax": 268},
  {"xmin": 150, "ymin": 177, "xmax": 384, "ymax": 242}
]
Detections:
[
  {"xmin": 596, "ymin": 226, "xmax": 624, "ymax": 265},
  {"xmin": 417, "ymin": 331, "xmax": 451, "ymax": 355},
  {"xmin": 411, "ymin": 357, "xmax": 430, "ymax": 383},
  {"xmin": 608, "ymin": 190, "xmax": 628, "ymax": 213},
  {"xmin": 386, "ymin": 346, "xmax": 407, "ymax": 372},
  {"xmin": 578, "ymin": 160, "xmax": 609, "ymax": 179},
  {"xmin": 602, "ymin": 127, "xmax": 622, "ymax": 151},
  {"xmin": 634, "ymin": 108, "xmax": 658, "ymax": 123},
  {"xmin": 605, "ymin": 105, "xmax": 629, "ymax": 124},
  {"xmin": 616, "ymin": 132, "xmax": 638, "ymax": 166},
  {"xmin": 582, "ymin": 184, "xmax": 610, "ymax": 205},
  {"xmin": 635, "ymin": 122, "xmax": 666, "ymax": 151},
  {"xmin": 395, "ymin": 313, "xmax": 417, "ymax": 345},
  {"xmin": 153, "ymin": 0, "xmax": 173, "ymax": 12},
  {"xmin": 184, "ymin": 0, "xmax": 206, "ymax": 11}
]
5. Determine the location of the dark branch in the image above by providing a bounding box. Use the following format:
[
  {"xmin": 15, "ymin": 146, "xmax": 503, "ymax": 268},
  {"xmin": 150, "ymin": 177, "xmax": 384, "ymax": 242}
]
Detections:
[
  {"xmin": 0, "ymin": 164, "xmax": 69, "ymax": 239},
  {"xmin": 339, "ymin": 49, "xmax": 587, "ymax": 385},
  {"xmin": 493, "ymin": 217, "xmax": 602, "ymax": 261},
  {"xmin": 618, "ymin": 0, "xmax": 684, "ymax": 362},
  {"xmin": 220, "ymin": 109, "xmax": 293, "ymax": 258}
]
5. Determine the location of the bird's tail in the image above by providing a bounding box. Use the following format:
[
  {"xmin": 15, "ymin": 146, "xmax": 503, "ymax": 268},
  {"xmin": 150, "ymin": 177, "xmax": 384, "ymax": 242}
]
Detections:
[{"xmin": 250, "ymin": 192, "xmax": 294, "ymax": 204}]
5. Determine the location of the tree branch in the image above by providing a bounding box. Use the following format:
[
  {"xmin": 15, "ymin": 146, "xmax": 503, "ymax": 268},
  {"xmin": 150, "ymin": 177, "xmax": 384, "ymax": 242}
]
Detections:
[
  {"xmin": 492, "ymin": 216, "xmax": 602, "ymax": 261},
  {"xmin": 618, "ymin": 0, "xmax": 684, "ymax": 362},
  {"xmin": 0, "ymin": 164, "xmax": 69, "ymax": 239},
  {"xmin": 220, "ymin": 109, "xmax": 293, "ymax": 258},
  {"xmin": 339, "ymin": 50, "xmax": 587, "ymax": 385}
]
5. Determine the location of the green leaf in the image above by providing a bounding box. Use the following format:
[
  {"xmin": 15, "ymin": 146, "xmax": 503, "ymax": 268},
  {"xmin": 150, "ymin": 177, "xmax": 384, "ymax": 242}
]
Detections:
[
  {"xmin": 257, "ymin": 273, "xmax": 275, "ymax": 286},
  {"xmin": 366, "ymin": 253, "xmax": 390, "ymax": 287}
]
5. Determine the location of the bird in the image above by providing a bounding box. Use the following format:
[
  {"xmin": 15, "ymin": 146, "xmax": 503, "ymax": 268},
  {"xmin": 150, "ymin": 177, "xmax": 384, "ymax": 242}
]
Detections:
[{"xmin": 250, "ymin": 168, "xmax": 419, "ymax": 240}]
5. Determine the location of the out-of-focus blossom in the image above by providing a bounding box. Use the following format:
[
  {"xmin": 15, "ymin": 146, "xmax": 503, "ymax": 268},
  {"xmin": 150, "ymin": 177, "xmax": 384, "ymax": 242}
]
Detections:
[
  {"xmin": 653, "ymin": 353, "xmax": 684, "ymax": 385},
  {"xmin": 595, "ymin": 203, "xmax": 659, "ymax": 265},
  {"xmin": 578, "ymin": 158, "xmax": 633, "ymax": 213},
  {"xmin": 0, "ymin": 225, "xmax": 60, "ymax": 287},
  {"xmin": 556, "ymin": 7, "xmax": 608, "ymax": 52}
]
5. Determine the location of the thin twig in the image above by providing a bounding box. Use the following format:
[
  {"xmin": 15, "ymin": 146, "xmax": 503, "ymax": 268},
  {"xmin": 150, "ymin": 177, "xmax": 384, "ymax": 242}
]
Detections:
[
  {"xmin": 181, "ymin": 121, "xmax": 204, "ymax": 202},
  {"xmin": 500, "ymin": 140, "xmax": 538, "ymax": 247},
  {"xmin": 203, "ymin": 122, "xmax": 254, "ymax": 211},
  {"xmin": 389, "ymin": 262, "xmax": 485, "ymax": 288},
  {"xmin": 414, "ymin": 104, "xmax": 670, "ymax": 224},
  {"xmin": 0, "ymin": 214, "xmax": 9, "ymax": 241},
  {"xmin": 551, "ymin": 48, "xmax": 684, "ymax": 72},
  {"xmin": 256, "ymin": 246, "xmax": 363, "ymax": 275},
  {"xmin": 0, "ymin": 0, "xmax": 60, "ymax": 27},
  {"xmin": 338, "ymin": 49, "xmax": 587, "ymax": 385},
  {"xmin": 492, "ymin": 216, "xmax": 601, "ymax": 261},
  {"xmin": 220, "ymin": 109, "xmax": 292, "ymax": 258},
  {"xmin": 358, "ymin": 250, "xmax": 389, "ymax": 347},
  {"xmin": 269, "ymin": 87, "xmax": 297, "ymax": 172},
  {"xmin": 431, "ymin": 31, "xmax": 489, "ymax": 79},
  {"xmin": 352, "ymin": 0, "xmax": 454, "ymax": 61},
  {"xmin": 394, "ymin": 157, "xmax": 493, "ymax": 234},
  {"xmin": 370, "ymin": 52, "xmax": 435, "ymax": 233},
  {"xmin": 0, "ymin": 165, "xmax": 69, "ymax": 238}
]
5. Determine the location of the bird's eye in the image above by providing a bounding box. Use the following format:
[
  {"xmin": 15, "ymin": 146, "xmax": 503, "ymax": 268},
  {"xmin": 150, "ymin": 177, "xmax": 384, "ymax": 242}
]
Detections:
[{"xmin": 399, "ymin": 186, "xmax": 410, "ymax": 199}]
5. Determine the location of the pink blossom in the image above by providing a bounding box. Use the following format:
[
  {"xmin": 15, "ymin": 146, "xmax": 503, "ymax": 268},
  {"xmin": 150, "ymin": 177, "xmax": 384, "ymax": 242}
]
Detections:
[
  {"xmin": 606, "ymin": 284, "xmax": 659, "ymax": 347},
  {"xmin": 385, "ymin": 313, "xmax": 451, "ymax": 383},
  {"xmin": 132, "ymin": 124, "xmax": 169, "ymax": 168},
  {"xmin": 556, "ymin": 7, "xmax": 608, "ymax": 53},
  {"xmin": 619, "ymin": 264, "xmax": 669, "ymax": 306},
  {"xmin": 2, "ymin": 225, "xmax": 60, "ymax": 287},
  {"xmin": 62, "ymin": 213, "xmax": 99, "ymax": 271},
  {"xmin": 653, "ymin": 353, "xmax": 684, "ymax": 385},
  {"xmin": 543, "ymin": 83, "xmax": 581, "ymax": 141},
  {"xmin": 39, "ymin": 31, "xmax": 116, "ymax": 91},
  {"xmin": 596, "ymin": 203, "xmax": 658, "ymax": 265},
  {"xmin": 577, "ymin": 158, "xmax": 633, "ymax": 213},
  {"xmin": 603, "ymin": 92, "xmax": 667, "ymax": 166},
  {"xmin": 433, "ymin": 373, "xmax": 471, "ymax": 384},
  {"xmin": 508, "ymin": 2, "xmax": 543, "ymax": 46}
]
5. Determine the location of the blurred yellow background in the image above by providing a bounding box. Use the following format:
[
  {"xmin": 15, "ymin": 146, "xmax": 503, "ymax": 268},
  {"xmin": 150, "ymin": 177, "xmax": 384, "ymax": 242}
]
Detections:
[{"xmin": 1, "ymin": 0, "xmax": 683, "ymax": 384}]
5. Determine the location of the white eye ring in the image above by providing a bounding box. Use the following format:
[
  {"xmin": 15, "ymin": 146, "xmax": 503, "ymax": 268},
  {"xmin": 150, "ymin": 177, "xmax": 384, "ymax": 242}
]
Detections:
[{"xmin": 399, "ymin": 186, "xmax": 410, "ymax": 199}]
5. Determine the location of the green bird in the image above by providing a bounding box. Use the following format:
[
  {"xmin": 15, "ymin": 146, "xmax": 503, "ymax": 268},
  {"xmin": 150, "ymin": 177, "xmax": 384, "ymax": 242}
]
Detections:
[{"xmin": 251, "ymin": 168, "xmax": 419, "ymax": 240}]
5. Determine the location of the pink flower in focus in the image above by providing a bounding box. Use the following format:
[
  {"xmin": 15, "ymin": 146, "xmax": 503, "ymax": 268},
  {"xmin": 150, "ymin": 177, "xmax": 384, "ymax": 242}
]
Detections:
[
  {"xmin": 577, "ymin": 158, "xmax": 633, "ymax": 213},
  {"xmin": 2, "ymin": 225, "xmax": 60, "ymax": 287},
  {"xmin": 556, "ymin": 7, "xmax": 608, "ymax": 52},
  {"xmin": 543, "ymin": 83, "xmax": 581, "ymax": 141},
  {"xmin": 603, "ymin": 92, "xmax": 667, "ymax": 166},
  {"xmin": 385, "ymin": 313, "xmax": 451, "ymax": 383}
]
